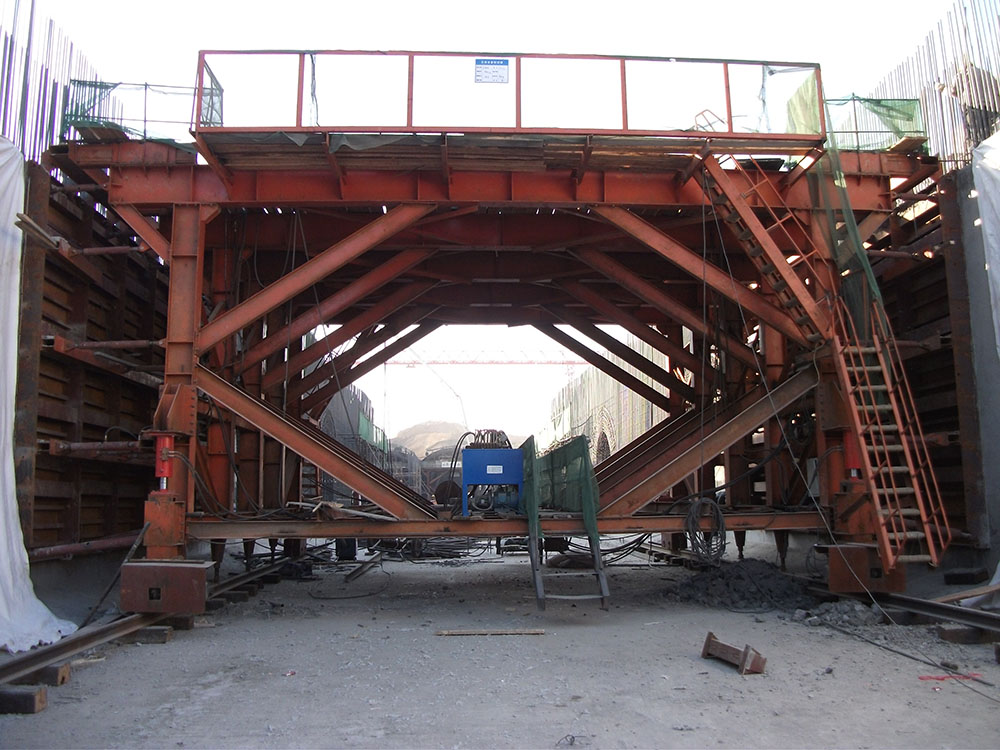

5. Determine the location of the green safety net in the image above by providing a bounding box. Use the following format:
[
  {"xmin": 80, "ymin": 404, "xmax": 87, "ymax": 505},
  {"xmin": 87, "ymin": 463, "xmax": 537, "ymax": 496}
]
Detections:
[
  {"xmin": 358, "ymin": 413, "xmax": 388, "ymax": 453},
  {"xmin": 61, "ymin": 79, "xmax": 205, "ymax": 147},
  {"xmin": 825, "ymin": 96, "xmax": 926, "ymax": 153},
  {"xmin": 520, "ymin": 436, "xmax": 600, "ymax": 547},
  {"xmin": 788, "ymin": 73, "xmax": 928, "ymax": 336}
]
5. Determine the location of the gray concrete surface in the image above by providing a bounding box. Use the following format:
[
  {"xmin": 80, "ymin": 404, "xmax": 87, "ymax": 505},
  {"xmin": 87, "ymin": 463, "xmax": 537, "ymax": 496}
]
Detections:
[{"xmin": 2, "ymin": 538, "xmax": 998, "ymax": 749}]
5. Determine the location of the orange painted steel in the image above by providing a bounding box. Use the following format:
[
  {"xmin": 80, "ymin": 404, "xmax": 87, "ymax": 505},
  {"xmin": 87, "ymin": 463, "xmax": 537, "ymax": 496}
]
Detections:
[
  {"xmin": 197, "ymin": 203, "xmax": 435, "ymax": 353},
  {"xmin": 186, "ymin": 511, "xmax": 827, "ymax": 541},
  {"xmin": 47, "ymin": 51, "xmax": 952, "ymax": 573},
  {"xmin": 592, "ymin": 205, "xmax": 809, "ymax": 346},
  {"xmin": 193, "ymin": 365, "xmax": 435, "ymax": 520}
]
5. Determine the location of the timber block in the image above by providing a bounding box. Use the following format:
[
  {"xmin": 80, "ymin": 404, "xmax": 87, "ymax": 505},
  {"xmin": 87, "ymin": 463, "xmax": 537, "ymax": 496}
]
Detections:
[
  {"xmin": 163, "ymin": 615, "xmax": 196, "ymax": 631},
  {"xmin": 0, "ymin": 686, "xmax": 47, "ymax": 713},
  {"xmin": 222, "ymin": 590, "xmax": 249, "ymax": 603},
  {"xmin": 205, "ymin": 597, "xmax": 226, "ymax": 611},
  {"xmin": 261, "ymin": 573, "xmax": 282, "ymax": 584},
  {"xmin": 12, "ymin": 662, "xmax": 71, "ymax": 687},
  {"xmin": 236, "ymin": 583, "xmax": 260, "ymax": 596},
  {"xmin": 936, "ymin": 624, "xmax": 1000, "ymax": 644},
  {"xmin": 943, "ymin": 567, "xmax": 989, "ymax": 586},
  {"xmin": 116, "ymin": 626, "xmax": 174, "ymax": 645}
]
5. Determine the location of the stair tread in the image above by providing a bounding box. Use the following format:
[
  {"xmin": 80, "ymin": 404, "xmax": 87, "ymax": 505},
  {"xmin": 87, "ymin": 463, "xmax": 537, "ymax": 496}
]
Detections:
[
  {"xmin": 545, "ymin": 594, "xmax": 607, "ymax": 601},
  {"xmin": 886, "ymin": 531, "xmax": 926, "ymax": 540}
]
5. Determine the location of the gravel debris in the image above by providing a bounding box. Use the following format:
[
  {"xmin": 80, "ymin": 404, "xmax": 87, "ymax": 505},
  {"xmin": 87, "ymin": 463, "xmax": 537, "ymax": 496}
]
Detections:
[{"xmin": 667, "ymin": 558, "xmax": 818, "ymax": 611}]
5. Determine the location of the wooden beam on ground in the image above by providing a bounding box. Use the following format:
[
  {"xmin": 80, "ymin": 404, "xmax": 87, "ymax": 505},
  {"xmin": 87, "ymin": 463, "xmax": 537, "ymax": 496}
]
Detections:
[{"xmin": 0, "ymin": 686, "xmax": 46, "ymax": 714}]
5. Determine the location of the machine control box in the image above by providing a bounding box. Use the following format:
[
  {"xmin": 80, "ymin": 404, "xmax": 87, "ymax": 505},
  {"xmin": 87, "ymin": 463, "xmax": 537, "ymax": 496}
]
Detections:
[{"xmin": 461, "ymin": 448, "xmax": 523, "ymax": 515}]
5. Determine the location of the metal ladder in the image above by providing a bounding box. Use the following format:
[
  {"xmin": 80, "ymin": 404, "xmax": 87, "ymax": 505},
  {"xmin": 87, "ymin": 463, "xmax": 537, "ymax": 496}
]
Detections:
[
  {"xmin": 831, "ymin": 299, "xmax": 951, "ymax": 570},
  {"xmin": 522, "ymin": 437, "xmax": 609, "ymax": 611},
  {"xmin": 700, "ymin": 152, "xmax": 833, "ymax": 346},
  {"xmin": 526, "ymin": 512, "xmax": 609, "ymax": 612}
]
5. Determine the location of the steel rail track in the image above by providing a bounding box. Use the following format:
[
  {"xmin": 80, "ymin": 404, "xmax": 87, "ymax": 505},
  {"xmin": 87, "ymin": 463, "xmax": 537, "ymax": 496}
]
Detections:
[
  {"xmin": 802, "ymin": 579, "xmax": 1000, "ymax": 634},
  {"xmin": 0, "ymin": 555, "xmax": 294, "ymax": 685}
]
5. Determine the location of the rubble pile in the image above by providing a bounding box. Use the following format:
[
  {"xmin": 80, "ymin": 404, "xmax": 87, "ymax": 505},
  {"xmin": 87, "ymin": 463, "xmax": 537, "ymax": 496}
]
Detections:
[
  {"xmin": 791, "ymin": 599, "xmax": 885, "ymax": 627},
  {"xmin": 669, "ymin": 558, "xmax": 817, "ymax": 611}
]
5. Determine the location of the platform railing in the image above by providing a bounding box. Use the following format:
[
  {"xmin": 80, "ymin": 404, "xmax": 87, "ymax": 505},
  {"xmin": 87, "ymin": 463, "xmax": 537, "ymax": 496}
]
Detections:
[{"xmin": 191, "ymin": 50, "xmax": 827, "ymax": 141}]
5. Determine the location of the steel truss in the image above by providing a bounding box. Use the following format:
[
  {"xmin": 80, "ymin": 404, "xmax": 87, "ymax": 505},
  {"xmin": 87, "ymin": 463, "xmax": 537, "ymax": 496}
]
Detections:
[{"xmin": 48, "ymin": 52, "xmax": 948, "ymax": 588}]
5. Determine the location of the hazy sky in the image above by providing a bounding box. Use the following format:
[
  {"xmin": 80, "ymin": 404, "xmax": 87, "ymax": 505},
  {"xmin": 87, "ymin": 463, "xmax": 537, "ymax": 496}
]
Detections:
[{"xmin": 3, "ymin": 0, "xmax": 957, "ymax": 439}]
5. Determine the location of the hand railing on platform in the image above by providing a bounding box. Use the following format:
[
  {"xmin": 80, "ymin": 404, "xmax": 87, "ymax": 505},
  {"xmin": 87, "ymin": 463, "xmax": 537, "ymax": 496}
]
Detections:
[{"xmin": 191, "ymin": 50, "xmax": 826, "ymax": 141}]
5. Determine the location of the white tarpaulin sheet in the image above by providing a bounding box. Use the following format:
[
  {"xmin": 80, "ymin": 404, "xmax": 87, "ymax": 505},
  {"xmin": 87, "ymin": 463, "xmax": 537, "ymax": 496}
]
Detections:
[
  {"xmin": 972, "ymin": 131, "xmax": 1000, "ymax": 357},
  {"xmin": 0, "ymin": 137, "xmax": 76, "ymax": 652}
]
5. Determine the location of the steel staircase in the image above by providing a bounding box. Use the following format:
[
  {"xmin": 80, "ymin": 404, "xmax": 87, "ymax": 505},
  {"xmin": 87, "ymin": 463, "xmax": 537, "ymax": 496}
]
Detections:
[
  {"xmin": 831, "ymin": 299, "xmax": 951, "ymax": 570},
  {"xmin": 700, "ymin": 152, "xmax": 833, "ymax": 347}
]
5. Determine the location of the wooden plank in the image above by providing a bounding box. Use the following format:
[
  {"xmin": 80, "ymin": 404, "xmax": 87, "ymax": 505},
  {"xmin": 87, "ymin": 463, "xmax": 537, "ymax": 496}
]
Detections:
[
  {"xmin": 12, "ymin": 662, "xmax": 71, "ymax": 687},
  {"xmin": 933, "ymin": 582, "xmax": 1000, "ymax": 604},
  {"xmin": 114, "ymin": 626, "xmax": 174, "ymax": 645},
  {"xmin": 0, "ymin": 686, "xmax": 47, "ymax": 714},
  {"xmin": 435, "ymin": 629, "xmax": 545, "ymax": 636}
]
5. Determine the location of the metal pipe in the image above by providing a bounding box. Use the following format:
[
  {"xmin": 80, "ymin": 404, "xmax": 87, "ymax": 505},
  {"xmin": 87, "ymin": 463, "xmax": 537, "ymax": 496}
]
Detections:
[
  {"xmin": 28, "ymin": 532, "xmax": 140, "ymax": 561},
  {"xmin": 48, "ymin": 440, "xmax": 143, "ymax": 455},
  {"xmin": 67, "ymin": 339, "xmax": 162, "ymax": 350}
]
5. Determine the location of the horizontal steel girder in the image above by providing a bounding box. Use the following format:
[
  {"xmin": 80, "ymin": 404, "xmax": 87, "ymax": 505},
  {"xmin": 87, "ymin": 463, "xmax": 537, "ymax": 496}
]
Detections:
[
  {"xmin": 67, "ymin": 141, "xmax": 926, "ymax": 212},
  {"xmin": 186, "ymin": 510, "xmax": 825, "ymax": 540},
  {"xmin": 197, "ymin": 203, "xmax": 436, "ymax": 352},
  {"xmin": 599, "ymin": 368, "xmax": 820, "ymax": 517},
  {"xmin": 192, "ymin": 364, "xmax": 435, "ymax": 520}
]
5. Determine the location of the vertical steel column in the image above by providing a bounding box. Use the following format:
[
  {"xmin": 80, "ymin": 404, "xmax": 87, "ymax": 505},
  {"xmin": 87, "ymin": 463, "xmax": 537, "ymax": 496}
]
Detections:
[
  {"xmin": 262, "ymin": 306, "xmax": 287, "ymax": 513},
  {"xmin": 146, "ymin": 204, "xmax": 213, "ymax": 559}
]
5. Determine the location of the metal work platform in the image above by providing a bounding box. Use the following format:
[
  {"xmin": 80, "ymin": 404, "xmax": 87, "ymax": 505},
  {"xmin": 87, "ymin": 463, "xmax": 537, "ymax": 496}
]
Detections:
[{"xmin": 42, "ymin": 50, "xmax": 952, "ymax": 603}]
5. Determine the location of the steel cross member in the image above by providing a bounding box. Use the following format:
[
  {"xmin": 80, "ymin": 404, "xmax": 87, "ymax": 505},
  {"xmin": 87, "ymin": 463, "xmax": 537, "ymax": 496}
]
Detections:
[
  {"xmin": 193, "ymin": 365, "xmax": 435, "ymax": 520},
  {"xmin": 598, "ymin": 368, "xmax": 819, "ymax": 516},
  {"xmin": 574, "ymin": 247, "xmax": 757, "ymax": 367},
  {"xmin": 534, "ymin": 323, "xmax": 673, "ymax": 413},
  {"xmin": 242, "ymin": 248, "xmax": 434, "ymax": 374},
  {"xmin": 197, "ymin": 203, "xmax": 436, "ymax": 353},
  {"xmin": 592, "ymin": 205, "xmax": 809, "ymax": 346},
  {"xmin": 260, "ymin": 281, "xmax": 437, "ymax": 391}
]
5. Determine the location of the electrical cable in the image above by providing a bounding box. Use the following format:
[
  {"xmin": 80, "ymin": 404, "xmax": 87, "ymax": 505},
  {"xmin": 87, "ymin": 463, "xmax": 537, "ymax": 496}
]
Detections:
[{"xmin": 685, "ymin": 495, "xmax": 726, "ymax": 563}]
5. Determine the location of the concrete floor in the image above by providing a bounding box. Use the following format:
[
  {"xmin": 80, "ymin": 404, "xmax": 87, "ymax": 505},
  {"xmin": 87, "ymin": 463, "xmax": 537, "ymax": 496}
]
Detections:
[{"xmin": 3, "ymin": 535, "xmax": 999, "ymax": 749}]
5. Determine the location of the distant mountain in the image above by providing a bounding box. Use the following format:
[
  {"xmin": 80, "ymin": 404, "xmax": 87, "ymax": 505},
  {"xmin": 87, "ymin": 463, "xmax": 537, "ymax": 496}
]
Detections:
[{"xmin": 392, "ymin": 421, "xmax": 467, "ymax": 459}]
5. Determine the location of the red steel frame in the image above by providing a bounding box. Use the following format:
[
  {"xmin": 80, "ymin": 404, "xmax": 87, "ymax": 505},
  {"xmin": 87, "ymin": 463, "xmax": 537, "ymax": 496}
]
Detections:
[{"xmin": 50, "ymin": 50, "xmax": 947, "ymax": 581}]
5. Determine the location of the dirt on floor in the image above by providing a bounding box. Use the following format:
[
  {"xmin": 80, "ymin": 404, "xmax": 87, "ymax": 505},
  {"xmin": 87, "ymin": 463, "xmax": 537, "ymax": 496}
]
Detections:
[{"xmin": 2, "ymin": 536, "xmax": 999, "ymax": 749}]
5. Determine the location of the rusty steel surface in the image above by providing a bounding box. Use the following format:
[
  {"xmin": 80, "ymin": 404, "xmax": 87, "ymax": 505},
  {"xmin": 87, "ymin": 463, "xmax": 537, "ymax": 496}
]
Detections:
[
  {"xmin": 186, "ymin": 510, "xmax": 826, "ymax": 540},
  {"xmin": 120, "ymin": 560, "xmax": 214, "ymax": 614},
  {"xmin": 38, "ymin": 54, "xmax": 961, "ymax": 575}
]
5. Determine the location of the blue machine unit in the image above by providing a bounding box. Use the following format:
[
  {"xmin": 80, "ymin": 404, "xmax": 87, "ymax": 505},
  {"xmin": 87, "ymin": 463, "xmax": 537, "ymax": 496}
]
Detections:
[{"xmin": 461, "ymin": 448, "xmax": 523, "ymax": 516}]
